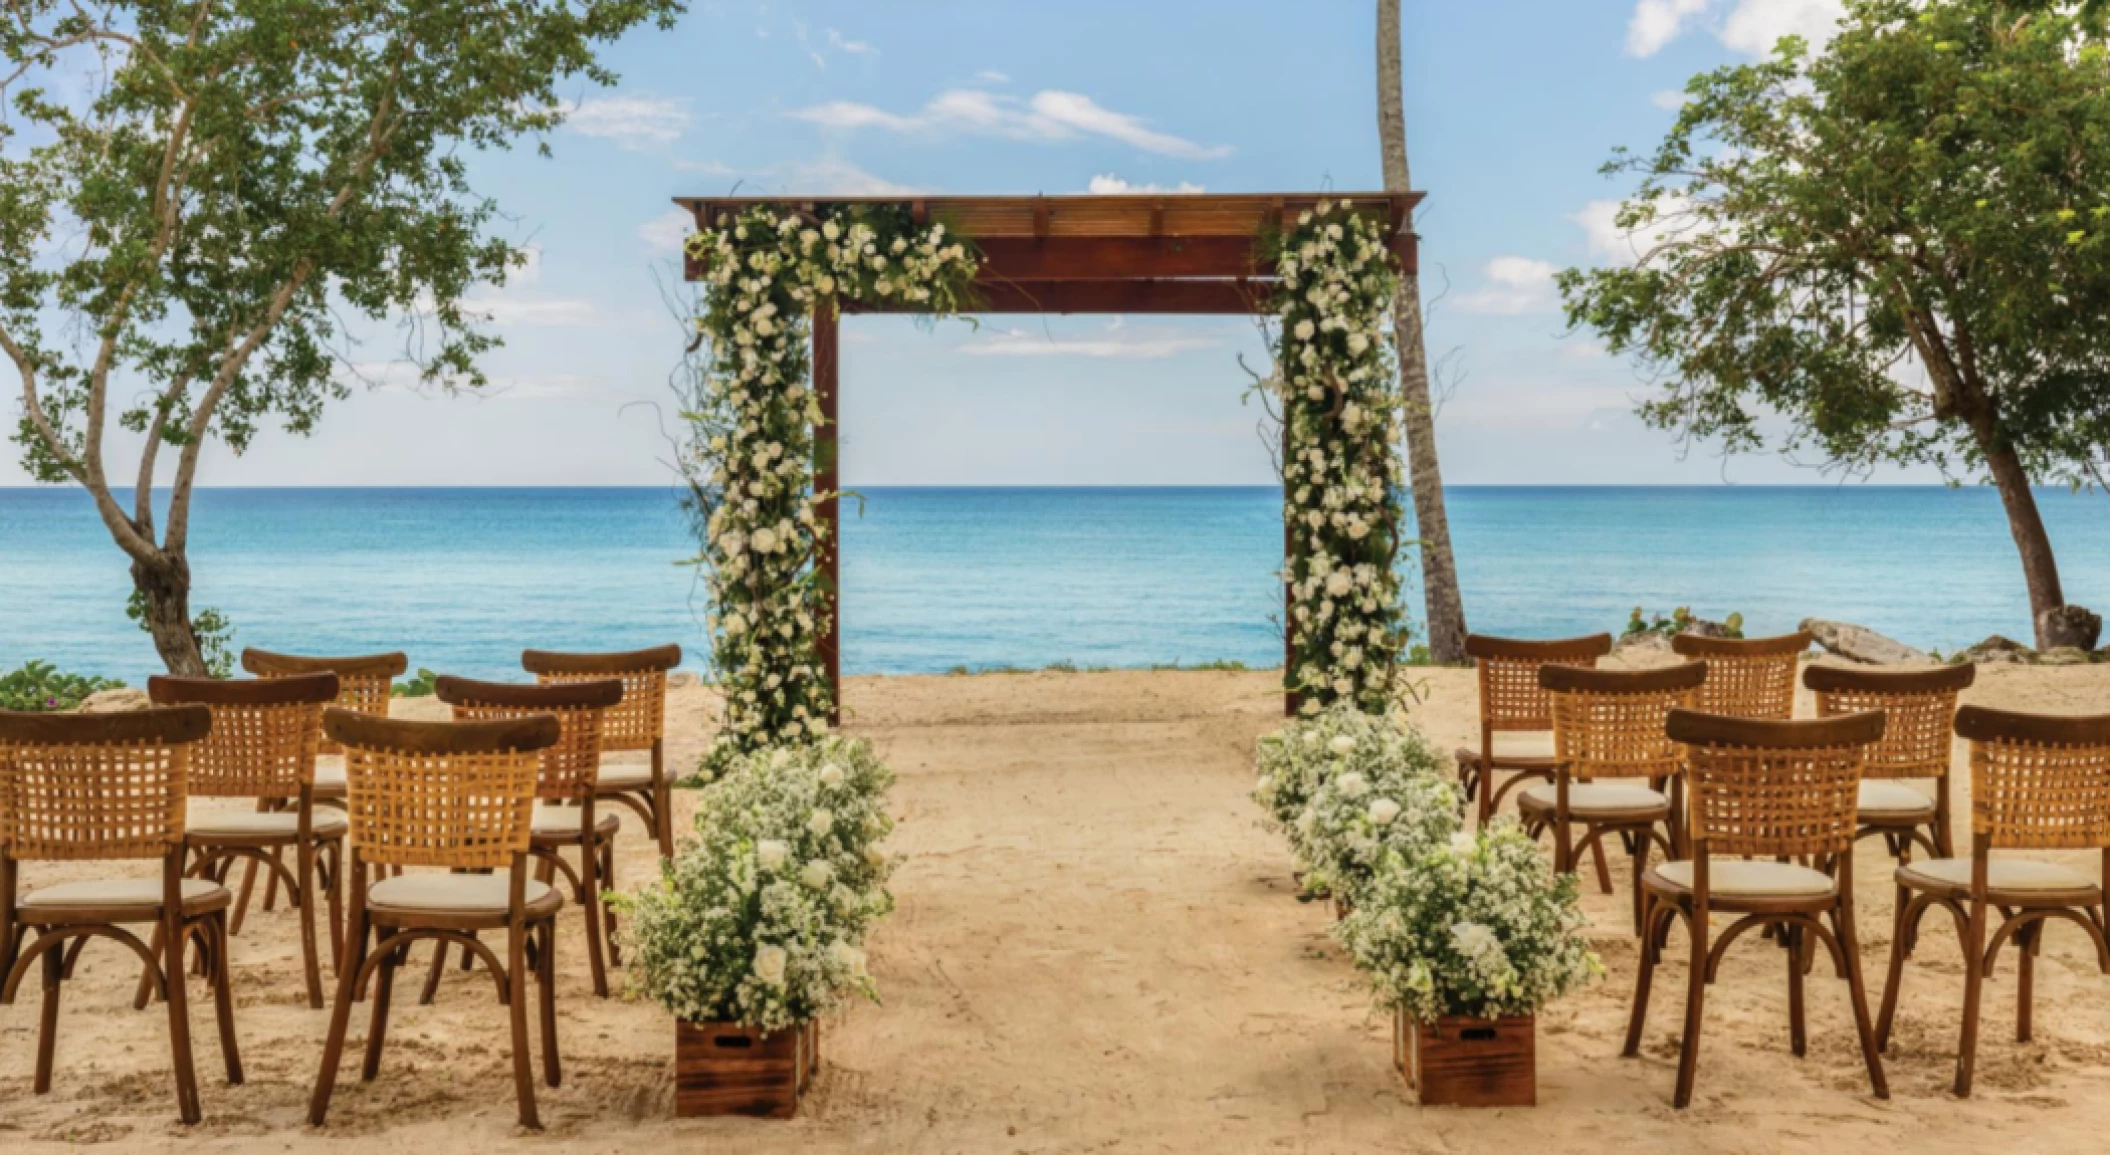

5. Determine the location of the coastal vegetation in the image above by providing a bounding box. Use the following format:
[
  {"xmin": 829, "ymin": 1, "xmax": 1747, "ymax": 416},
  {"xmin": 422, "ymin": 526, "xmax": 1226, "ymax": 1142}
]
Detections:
[
  {"xmin": 1561, "ymin": 0, "xmax": 2110, "ymax": 650},
  {"xmin": 0, "ymin": 0, "xmax": 683, "ymax": 674},
  {"xmin": 0, "ymin": 659, "xmax": 122, "ymax": 712}
]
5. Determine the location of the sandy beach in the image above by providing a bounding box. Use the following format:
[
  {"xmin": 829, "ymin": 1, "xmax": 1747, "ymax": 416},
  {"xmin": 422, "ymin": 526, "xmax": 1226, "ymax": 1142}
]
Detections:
[{"xmin": 7, "ymin": 661, "xmax": 2110, "ymax": 1152}]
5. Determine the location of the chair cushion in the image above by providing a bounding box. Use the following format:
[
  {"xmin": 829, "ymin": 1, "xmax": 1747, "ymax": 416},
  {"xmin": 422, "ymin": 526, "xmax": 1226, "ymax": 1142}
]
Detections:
[
  {"xmin": 1519, "ymin": 781, "xmax": 1669, "ymax": 815},
  {"xmin": 367, "ymin": 873, "xmax": 560, "ymax": 917},
  {"xmin": 1898, "ymin": 857, "xmax": 2098, "ymax": 894},
  {"xmin": 1858, "ymin": 780, "xmax": 1936, "ymax": 818},
  {"xmin": 312, "ymin": 760, "xmax": 347, "ymax": 798},
  {"xmin": 1455, "ymin": 731, "xmax": 1556, "ymax": 768},
  {"xmin": 187, "ymin": 808, "xmax": 349, "ymax": 840},
  {"xmin": 20, "ymin": 878, "xmax": 229, "ymax": 917},
  {"xmin": 595, "ymin": 762, "xmax": 655, "ymax": 791},
  {"xmin": 1652, "ymin": 859, "xmax": 1835, "ymax": 898},
  {"xmin": 531, "ymin": 804, "xmax": 621, "ymax": 838}
]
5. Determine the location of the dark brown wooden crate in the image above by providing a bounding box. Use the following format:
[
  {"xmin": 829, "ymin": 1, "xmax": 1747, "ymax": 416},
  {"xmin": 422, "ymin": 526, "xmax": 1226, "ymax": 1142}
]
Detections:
[
  {"xmin": 675, "ymin": 1020, "xmax": 806, "ymax": 1119},
  {"xmin": 1396, "ymin": 1012, "xmax": 1536, "ymax": 1108}
]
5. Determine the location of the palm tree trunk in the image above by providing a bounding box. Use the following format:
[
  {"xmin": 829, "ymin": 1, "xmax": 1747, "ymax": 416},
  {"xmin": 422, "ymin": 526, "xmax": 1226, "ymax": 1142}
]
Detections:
[{"xmin": 1377, "ymin": 0, "xmax": 1469, "ymax": 664}]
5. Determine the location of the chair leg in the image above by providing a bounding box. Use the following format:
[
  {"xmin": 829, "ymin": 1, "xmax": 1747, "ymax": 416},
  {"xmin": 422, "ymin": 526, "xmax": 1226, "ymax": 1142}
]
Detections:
[
  {"xmin": 134, "ymin": 921, "xmax": 165, "ymax": 1010},
  {"xmin": 507, "ymin": 922, "xmax": 541, "ymax": 1129},
  {"xmin": 261, "ymin": 846, "xmax": 285, "ymax": 914},
  {"xmin": 309, "ymin": 912, "xmax": 366, "ymax": 1126},
  {"xmin": 1876, "ymin": 886, "xmax": 1913, "ymax": 1053},
  {"xmin": 323, "ymin": 843, "xmax": 345, "ymax": 976},
  {"xmin": 361, "ymin": 941, "xmax": 398, "ymax": 1082},
  {"xmin": 419, "ymin": 940, "xmax": 450, "ymax": 1006},
  {"xmin": 602, "ymin": 841, "xmax": 623, "ymax": 968},
  {"xmin": 1786, "ymin": 923, "xmax": 1807, "ymax": 1057},
  {"xmin": 653, "ymin": 741, "xmax": 674, "ymax": 858},
  {"xmin": 537, "ymin": 920, "xmax": 562, "ymax": 1087},
  {"xmin": 1834, "ymin": 901, "xmax": 1889, "ymax": 1100},
  {"xmin": 2017, "ymin": 919, "xmax": 2038, "ymax": 1044},
  {"xmin": 206, "ymin": 916, "xmax": 244, "ymax": 1084},
  {"xmin": 1629, "ymin": 828, "xmax": 1651, "ymax": 936},
  {"xmin": 1956, "ymin": 898, "xmax": 1988, "ymax": 1097},
  {"xmin": 164, "ymin": 913, "xmax": 204, "ymax": 1125},
  {"xmin": 232, "ymin": 857, "xmax": 261, "ymax": 937},
  {"xmin": 298, "ymin": 843, "xmax": 325, "ymax": 1010},
  {"xmin": 1588, "ymin": 835, "xmax": 1613, "ymax": 895},
  {"xmin": 1673, "ymin": 907, "xmax": 1708, "ymax": 1109},
  {"xmin": 1623, "ymin": 897, "xmax": 1664, "ymax": 1058},
  {"xmin": 35, "ymin": 941, "xmax": 61, "ymax": 1095},
  {"xmin": 583, "ymin": 844, "xmax": 610, "ymax": 999}
]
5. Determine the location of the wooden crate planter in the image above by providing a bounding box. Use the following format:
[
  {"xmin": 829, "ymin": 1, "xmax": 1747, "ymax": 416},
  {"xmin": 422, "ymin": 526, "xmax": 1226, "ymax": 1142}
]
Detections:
[
  {"xmin": 674, "ymin": 1019, "xmax": 821, "ymax": 1118},
  {"xmin": 1394, "ymin": 1012, "xmax": 1535, "ymax": 1108}
]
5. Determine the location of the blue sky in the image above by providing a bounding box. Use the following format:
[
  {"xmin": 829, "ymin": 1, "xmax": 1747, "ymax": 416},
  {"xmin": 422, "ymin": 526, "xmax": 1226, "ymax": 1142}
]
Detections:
[{"xmin": 6, "ymin": 0, "xmax": 1892, "ymax": 488}]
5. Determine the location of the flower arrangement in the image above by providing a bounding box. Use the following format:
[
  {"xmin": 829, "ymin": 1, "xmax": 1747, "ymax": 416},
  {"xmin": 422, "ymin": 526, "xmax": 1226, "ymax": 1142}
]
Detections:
[
  {"xmin": 1268, "ymin": 200, "xmax": 1412, "ymax": 714},
  {"xmin": 1335, "ymin": 824, "xmax": 1600, "ymax": 1023},
  {"xmin": 617, "ymin": 736, "xmax": 898, "ymax": 1033},
  {"xmin": 1252, "ymin": 703, "xmax": 1459, "ymax": 902},
  {"xmin": 680, "ymin": 206, "xmax": 979, "ymax": 767}
]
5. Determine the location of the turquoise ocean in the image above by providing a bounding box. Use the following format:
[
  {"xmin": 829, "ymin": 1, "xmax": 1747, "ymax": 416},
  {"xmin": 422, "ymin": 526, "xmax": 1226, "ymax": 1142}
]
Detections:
[{"xmin": 3, "ymin": 486, "xmax": 2107, "ymax": 684}]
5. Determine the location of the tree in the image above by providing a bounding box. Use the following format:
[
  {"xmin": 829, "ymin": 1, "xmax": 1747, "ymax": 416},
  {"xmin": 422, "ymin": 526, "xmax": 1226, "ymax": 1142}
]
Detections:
[
  {"xmin": 1560, "ymin": 0, "xmax": 2110, "ymax": 649},
  {"xmin": 1377, "ymin": 0, "xmax": 1469, "ymax": 664},
  {"xmin": 1, "ymin": 0, "xmax": 681, "ymax": 673}
]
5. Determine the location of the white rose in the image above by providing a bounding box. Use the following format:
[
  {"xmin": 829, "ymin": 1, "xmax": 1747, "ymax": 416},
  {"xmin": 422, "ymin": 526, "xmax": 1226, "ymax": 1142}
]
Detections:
[
  {"xmin": 829, "ymin": 940, "xmax": 867, "ymax": 974},
  {"xmin": 1449, "ymin": 830, "xmax": 1478, "ymax": 855},
  {"xmin": 1293, "ymin": 319, "xmax": 1316, "ymax": 341},
  {"xmin": 818, "ymin": 763, "xmax": 845, "ymax": 788},
  {"xmin": 1328, "ymin": 735, "xmax": 1355, "ymax": 755},
  {"xmin": 801, "ymin": 860, "xmax": 833, "ymax": 889},
  {"xmin": 864, "ymin": 845, "xmax": 885, "ymax": 868},
  {"xmin": 723, "ymin": 612, "xmax": 747, "ymax": 636},
  {"xmin": 751, "ymin": 526, "xmax": 779, "ymax": 553},
  {"xmin": 1336, "ymin": 772, "xmax": 1369, "ymax": 799},
  {"xmin": 1348, "ymin": 333, "xmax": 1370, "ymax": 355},
  {"xmin": 757, "ymin": 839, "xmax": 789, "ymax": 869},
  {"xmin": 1368, "ymin": 798, "xmax": 1401, "ymax": 826},
  {"xmin": 1325, "ymin": 570, "xmax": 1353, "ymax": 598},
  {"xmin": 822, "ymin": 220, "xmax": 841, "ymax": 240},
  {"xmin": 753, "ymin": 944, "xmax": 788, "ymax": 986},
  {"xmin": 808, "ymin": 809, "xmax": 835, "ymax": 836}
]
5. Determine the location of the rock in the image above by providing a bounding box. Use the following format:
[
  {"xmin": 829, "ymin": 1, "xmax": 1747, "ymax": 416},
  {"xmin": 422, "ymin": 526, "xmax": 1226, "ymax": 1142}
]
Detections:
[
  {"xmin": 1614, "ymin": 632, "xmax": 1672, "ymax": 654},
  {"xmin": 1956, "ymin": 635, "xmax": 2034, "ymax": 666},
  {"xmin": 1799, "ymin": 618, "xmax": 1931, "ymax": 666},
  {"xmin": 1681, "ymin": 617, "xmax": 1736, "ymax": 639},
  {"xmin": 77, "ymin": 687, "xmax": 150, "ymax": 713},
  {"xmin": 2038, "ymin": 605, "xmax": 2103, "ymax": 652},
  {"xmin": 2037, "ymin": 646, "xmax": 2093, "ymax": 667}
]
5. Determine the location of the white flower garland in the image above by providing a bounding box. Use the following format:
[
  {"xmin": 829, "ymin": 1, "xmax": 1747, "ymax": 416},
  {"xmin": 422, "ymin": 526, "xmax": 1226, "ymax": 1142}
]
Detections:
[
  {"xmin": 1271, "ymin": 200, "xmax": 1413, "ymax": 713},
  {"xmin": 682, "ymin": 207, "xmax": 979, "ymax": 767}
]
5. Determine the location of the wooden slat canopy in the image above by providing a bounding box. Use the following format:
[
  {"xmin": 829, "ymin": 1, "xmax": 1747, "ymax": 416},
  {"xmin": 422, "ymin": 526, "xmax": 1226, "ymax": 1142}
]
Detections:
[{"xmin": 675, "ymin": 193, "xmax": 1422, "ymax": 315}]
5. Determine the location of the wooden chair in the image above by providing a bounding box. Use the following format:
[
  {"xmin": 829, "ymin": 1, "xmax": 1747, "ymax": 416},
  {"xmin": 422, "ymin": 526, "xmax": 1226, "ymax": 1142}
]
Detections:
[
  {"xmin": 427, "ymin": 675, "xmax": 625, "ymax": 998},
  {"xmin": 1526, "ymin": 661, "xmax": 1707, "ymax": 932},
  {"xmin": 145, "ymin": 673, "xmax": 346, "ymax": 1009},
  {"xmin": 1459, "ymin": 633, "xmax": 1612, "ymax": 826},
  {"xmin": 1875, "ymin": 706, "xmax": 2110, "ymax": 1098},
  {"xmin": 1805, "ymin": 662, "xmax": 1976, "ymax": 863},
  {"xmin": 309, "ymin": 710, "xmax": 564, "ymax": 1130},
  {"xmin": 522, "ymin": 645, "xmax": 680, "ymax": 859},
  {"xmin": 235, "ymin": 648, "xmax": 408, "ymax": 927},
  {"xmin": 1625, "ymin": 708, "xmax": 1889, "ymax": 1109},
  {"xmin": 0, "ymin": 706, "xmax": 241, "ymax": 1125},
  {"xmin": 1670, "ymin": 631, "xmax": 1811, "ymax": 721}
]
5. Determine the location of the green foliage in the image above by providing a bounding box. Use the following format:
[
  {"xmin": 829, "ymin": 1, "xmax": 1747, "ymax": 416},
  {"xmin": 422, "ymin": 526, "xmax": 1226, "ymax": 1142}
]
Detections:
[
  {"xmin": 1623, "ymin": 607, "xmax": 1746, "ymax": 639},
  {"xmin": 392, "ymin": 668, "xmax": 440, "ymax": 698},
  {"xmin": 124, "ymin": 589, "xmax": 235, "ymax": 677},
  {"xmin": 0, "ymin": 660, "xmax": 125, "ymax": 712},
  {"xmin": 1560, "ymin": 0, "xmax": 2110, "ymax": 487}
]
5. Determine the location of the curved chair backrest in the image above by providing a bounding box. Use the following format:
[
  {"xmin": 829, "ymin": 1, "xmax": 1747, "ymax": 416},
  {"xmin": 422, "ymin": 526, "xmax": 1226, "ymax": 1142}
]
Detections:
[
  {"xmin": 242, "ymin": 648, "xmax": 408, "ymax": 755},
  {"xmin": 149, "ymin": 673, "xmax": 339, "ymax": 799},
  {"xmin": 1464, "ymin": 634, "xmax": 1613, "ymax": 733},
  {"xmin": 521, "ymin": 645, "xmax": 680, "ymax": 753},
  {"xmin": 1667, "ymin": 708, "xmax": 1884, "ymax": 859},
  {"xmin": 1804, "ymin": 663, "xmax": 1975, "ymax": 781},
  {"xmin": 1670, "ymin": 631, "xmax": 1811, "ymax": 721},
  {"xmin": 1541, "ymin": 661, "xmax": 1708, "ymax": 783},
  {"xmin": 1954, "ymin": 706, "xmax": 2110, "ymax": 852},
  {"xmin": 323, "ymin": 710, "xmax": 557, "ymax": 870},
  {"xmin": 0, "ymin": 705, "xmax": 212, "ymax": 861},
  {"xmin": 434, "ymin": 676, "xmax": 624, "ymax": 802}
]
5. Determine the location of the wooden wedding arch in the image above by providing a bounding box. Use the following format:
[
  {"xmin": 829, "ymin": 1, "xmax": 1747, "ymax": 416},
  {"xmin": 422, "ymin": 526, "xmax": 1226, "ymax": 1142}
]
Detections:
[{"xmin": 675, "ymin": 192, "xmax": 1424, "ymax": 721}]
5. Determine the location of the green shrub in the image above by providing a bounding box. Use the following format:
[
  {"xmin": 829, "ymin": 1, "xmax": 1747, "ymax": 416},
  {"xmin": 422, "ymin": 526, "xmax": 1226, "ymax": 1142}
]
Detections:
[
  {"xmin": 392, "ymin": 668, "xmax": 440, "ymax": 697},
  {"xmin": 1623, "ymin": 606, "xmax": 1744, "ymax": 640},
  {"xmin": 0, "ymin": 660, "xmax": 126, "ymax": 712}
]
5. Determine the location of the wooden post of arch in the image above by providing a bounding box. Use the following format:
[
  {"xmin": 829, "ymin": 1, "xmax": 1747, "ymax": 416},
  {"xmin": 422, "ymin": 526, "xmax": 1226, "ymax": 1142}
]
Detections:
[{"xmin": 814, "ymin": 302, "xmax": 843, "ymax": 727}]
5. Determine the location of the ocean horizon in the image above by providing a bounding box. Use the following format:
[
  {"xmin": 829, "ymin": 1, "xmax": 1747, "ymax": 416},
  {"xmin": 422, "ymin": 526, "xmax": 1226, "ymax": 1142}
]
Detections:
[{"xmin": 4, "ymin": 484, "xmax": 2106, "ymax": 684}]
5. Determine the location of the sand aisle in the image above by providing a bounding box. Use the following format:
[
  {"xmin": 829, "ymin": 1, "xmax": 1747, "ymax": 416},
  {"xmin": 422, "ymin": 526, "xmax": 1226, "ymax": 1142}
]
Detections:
[{"xmin": 5, "ymin": 666, "xmax": 2110, "ymax": 1152}]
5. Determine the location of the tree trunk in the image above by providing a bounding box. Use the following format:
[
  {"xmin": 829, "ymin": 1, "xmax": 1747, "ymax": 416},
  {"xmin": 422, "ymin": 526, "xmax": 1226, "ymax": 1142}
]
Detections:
[
  {"xmin": 130, "ymin": 552, "xmax": 208, "ymax": 676},
  {"xmin": 1966, "ymin": 418, "xmax": 2067, "ymax": 648},
  {"xmin": 1377, "ymin": 0, "xmax": 1469, "ymax": 664}
]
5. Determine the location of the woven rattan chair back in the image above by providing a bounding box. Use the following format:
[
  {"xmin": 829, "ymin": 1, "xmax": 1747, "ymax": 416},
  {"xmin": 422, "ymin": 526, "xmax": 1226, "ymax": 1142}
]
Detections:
[
  {"xmin": 243, "ymin": 649, "xmax": 408, "ymax": 755},
  {"xmin": 433, "ymin": 676, "xmax": 624, "ymax": 803},
  {"xmin": 1543, "ymin": 662, "xmax": 1708, "ymax": 783},
  {"xmin": 148, "ymin": 674, "xmax": 338, "ymax": 799},
  {"xmin": 0, "ymin": 706, "xmax": 211, "ymax": 861},
  {"xmin": 1805, "ymin": 663, "xmax": 1974, "ymax": 781},
  {"xmin": 1954, "ymin": 706, "xmax": 2110, "ymax": 852},
  {"xmin": 1670, "ymin": 631, "xmax": 1811, "ymax": 721},
  {"xmin": 521, "ymin": 645, "xmax": 678, "ymax": 753},
  {"xmin": 1466, "ymin": 634, "xmax": 1613, "ymax": 732},
  {"xmin": 322, "ymin": 710, "xmax": 557, "ymax": 871},
  {"xmin": 1667, "ymin": 708, "xmax": 1885, "ymax": 859}
]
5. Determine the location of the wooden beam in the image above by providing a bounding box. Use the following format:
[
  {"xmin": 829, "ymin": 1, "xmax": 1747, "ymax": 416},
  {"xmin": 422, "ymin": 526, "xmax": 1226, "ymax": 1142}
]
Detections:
[
  {"xmin": 840, "ymin": 278, "xmax": 1276, "ymax": 316},
  {"xmin": 812, "ymin": 304, "xmax": 842, "ymax": 728},
  {"xmin": 973, "ymin": 236, "xmax": 1269, "ymax": 281}
]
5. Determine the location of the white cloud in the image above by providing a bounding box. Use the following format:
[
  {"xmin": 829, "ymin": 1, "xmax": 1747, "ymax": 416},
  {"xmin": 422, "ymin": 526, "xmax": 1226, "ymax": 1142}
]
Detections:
[
  {"xmin": 1573, "ymin": 197, "xmax": 1699, "ymax": 264},
  {"xmin": 1457, "ymin": 256, "xmax": 1561, "ymax": 316},
  {"xmin": 1626, "ymin": 0, "xmax": 1846, "ymax": 58},
  {"xmin": 1651, "ymin": 89, "xmax": 1688, "ymax": 111},
  {"xmin": 459, "ymin": 297, "xmax": 600, "ymax": 327},
  {"xmin": 790, "ymin": 88, "xmax": 1231, "ymax": 160},
  {"xmin": 676, "ymin": 155, "xmax": 922, "ymax": 197},
  {"xmin": 639, "ymin": 208, "xmax": 694, "ymax": 254},
  {"xmin": 959, "ymin": 322, "xmax": 1220, "ymax": 360},
  {"xmin": 565, "ymin": 95, "xmax": 690, "ymax": 149},
  {"xmin": 977, "ymin": 69, "xmax": 1010, "ymax": 84},
  {"xmin": 1627, "ymin": 0, "xmax": 1708, "ymax": 56},
  {"xmin": 827, "ymin": 29, "xmax": 876, "ymax": 55},
  {"xmin": 1086, "ymin": 173, "xmax": 1204, "ymax": 195}
]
